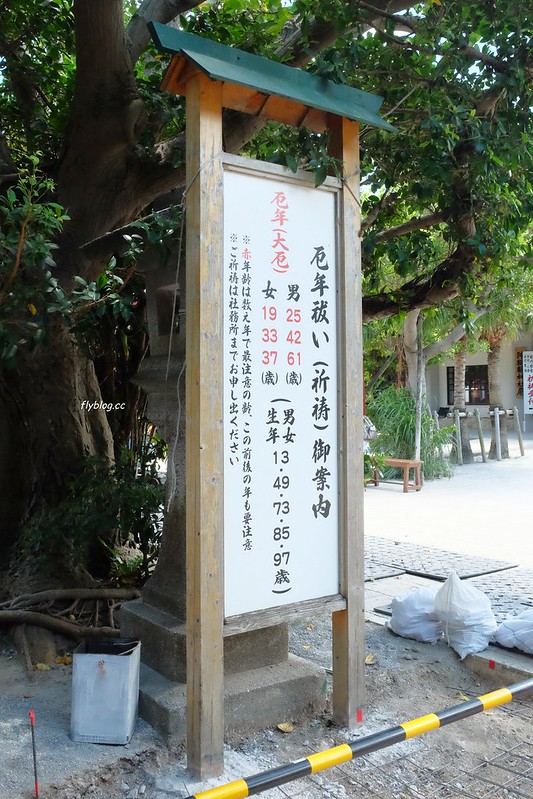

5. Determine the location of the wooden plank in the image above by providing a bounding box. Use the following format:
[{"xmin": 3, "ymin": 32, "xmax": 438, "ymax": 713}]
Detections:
[
  {"xmin": 222, "ymin": 152, "xmax": 341, "ymax": 188},
  {"xmin": 298, "ymin": 106, "xmax": 329, "ymax": 133},
  {"xmin": 258, "ymin": 94, "xmax": 310, "ymax": 126},
  {"xmin": 382, "ymin": 458, "xmax": 422, "ymax": 467},
  {"xmin": 327, "ymin": 115, "xmax": 365, "ymax": 729},
  {"xmin": 223, "ymin": 594, "xmax": 347, "ymax": 635},
  {"xmin": 221, "ymin": 83, "xmax": 269, "ymax": 116},
  {"xmin": 185, "ymin": 72, "xmax": 225, "ymax": 779}
]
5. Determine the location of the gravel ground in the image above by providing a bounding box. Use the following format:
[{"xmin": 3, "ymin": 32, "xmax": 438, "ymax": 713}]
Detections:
[
  {"xmin": 0, "ymin": 630, "xmax": 161, "ymax": 799},
  {"xmin": 2, "ymin": 618, "xmax": 532, "ymax": 799}
]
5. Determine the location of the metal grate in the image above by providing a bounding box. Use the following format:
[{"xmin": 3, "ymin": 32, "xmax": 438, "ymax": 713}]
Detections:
[
  {"xmin": 276, "ymin": 696, "xmax": 533, "ymax": 799},
  {"xmin": 323, "ymin": 740, "xmax": 533, "ymax": 799}
]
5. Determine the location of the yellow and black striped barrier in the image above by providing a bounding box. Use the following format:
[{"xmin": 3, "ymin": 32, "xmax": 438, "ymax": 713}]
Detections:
[{"xmin": 185, "ymin": 677, "xmax": 533, "ymax": 799}]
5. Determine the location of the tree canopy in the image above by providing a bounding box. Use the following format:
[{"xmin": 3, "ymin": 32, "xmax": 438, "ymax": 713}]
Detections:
[
  {"xmin": 1, "ymin": 0, "xmax": 532, "ymax": 571},
  {"xmin": 2, "ymin": 1, "xmax": 532, "ymax": 320}
]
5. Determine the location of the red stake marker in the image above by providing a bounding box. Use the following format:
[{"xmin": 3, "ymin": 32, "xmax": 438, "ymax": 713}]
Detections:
[{"xmin": 29, "ymin": 710, "xmax": 39, "ymax": 798}]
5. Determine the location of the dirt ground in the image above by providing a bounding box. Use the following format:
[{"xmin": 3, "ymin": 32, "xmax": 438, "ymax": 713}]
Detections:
[
  {"xmin": 3, "ymin": 615, "xmax": 532, "ymax": 799},
  {"xmin": 4, "ymin": 434, "xmax": 533, "ymax": 798}
]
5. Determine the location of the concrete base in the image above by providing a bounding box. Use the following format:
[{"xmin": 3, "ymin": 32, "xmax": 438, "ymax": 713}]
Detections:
[
  {"xmin": 121, "ymin": 600, "xmax": 187, "ymax": 682},
  {"xmin": 121, "ymin": 599, "xmax": 290, "ymax": 683},
  {"xmin": 465, "ymin": 645, "xmax": 533, "ymax": 685},
  {"xmin": 139, "ymin": 655, "xmax": 326, "ymax": 743},
  {"xmin": 122, "ymin": 599, "xmax": 326, "ymax": 742}
]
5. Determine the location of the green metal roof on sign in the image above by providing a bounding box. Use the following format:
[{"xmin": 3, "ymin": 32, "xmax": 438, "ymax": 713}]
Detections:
[{"xmin": 149, "ymin": 22, "xmax": 395, "ymax": 133}]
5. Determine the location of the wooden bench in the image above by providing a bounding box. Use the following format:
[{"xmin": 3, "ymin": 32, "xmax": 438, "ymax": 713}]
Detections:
[{"xmin": 371, "ymin": 457, "xmax": 423, "ymax": 493}]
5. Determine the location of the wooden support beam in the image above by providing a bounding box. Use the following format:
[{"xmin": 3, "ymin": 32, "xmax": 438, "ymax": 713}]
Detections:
[
  {"xmin": 327, "ymin": 115, "xmax": 365, "ymax": 728},
  {"xmin": 185, "ymin": 72, "xmax": 225, "ymax": 779}
]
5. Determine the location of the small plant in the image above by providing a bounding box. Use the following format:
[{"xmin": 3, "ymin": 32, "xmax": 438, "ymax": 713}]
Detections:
[
  {"xmin": 364, "ymin": 451, "xmax": 385, "ymax": 485},
  {"xmin": 368, "ymin": 387, "xmax": 454, "ymax": 479},
  {"xmin": 98, "ymin": 540, "xmax": 146, "ymax": 584}
]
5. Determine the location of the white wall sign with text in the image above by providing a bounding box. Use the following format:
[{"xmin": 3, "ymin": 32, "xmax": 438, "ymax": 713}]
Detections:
[
  {"xmin": 223, "ymin": 157, "xmax": 340, "ymax": 617},
  {"xmin": 523, "ymin": 351, "xmax": 533, "ymax": 415}
]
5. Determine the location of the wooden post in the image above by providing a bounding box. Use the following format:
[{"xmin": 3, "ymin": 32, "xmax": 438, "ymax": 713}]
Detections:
[
  {"xmin": 494, "ymin": 407, "xmax": 501, "ymax": 461},
  {"xmin": 328, "ymin": 115, "xmax": 365, "ymax": 728},
  {"xmin": 474, "ymin": 408, "xmax": 487, "ymax": 462},
  {"xmin": 514, "ymin": 406, "xmax": 525, "ymax": 456},
  {"xmin": 185, "ymin": 72, "xmax": 224, "ymax": 779}
]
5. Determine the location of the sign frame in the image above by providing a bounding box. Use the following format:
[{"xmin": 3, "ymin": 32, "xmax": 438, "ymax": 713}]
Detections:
[{"xmin": 184, "ymin": 80, "xmax": 364, "ymax": 778}]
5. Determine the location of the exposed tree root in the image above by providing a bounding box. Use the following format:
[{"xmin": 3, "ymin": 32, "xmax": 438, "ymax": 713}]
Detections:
[
  {"xmin": 0, "ymin": 587, "xmax": 140, "ymax": 610},
  {"xmin": 0, "ymin": 588, "xmax": 141, "ymax": 640},
  {"xmin": 0, "ymin": 610, "xmax": 118, "ymax": 641}
]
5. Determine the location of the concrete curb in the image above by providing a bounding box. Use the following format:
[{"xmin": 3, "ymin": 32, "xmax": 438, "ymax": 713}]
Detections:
[{"xmin": 466, "ymin": 645, "xmax": 533, "ymax": 684}]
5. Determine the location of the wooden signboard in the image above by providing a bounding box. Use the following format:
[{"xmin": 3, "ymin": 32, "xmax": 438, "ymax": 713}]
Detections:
[
  {"xmin": 222, "ymin": 156, "xmax": 340, "ymax": 618},
  {"xmin": 523, "ymin": 351, "xmax": 533, "ymax": 414}
]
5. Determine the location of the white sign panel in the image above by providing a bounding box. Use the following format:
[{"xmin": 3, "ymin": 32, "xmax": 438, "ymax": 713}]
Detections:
[
  {"xmin": 223, "ymin": 160, "xmax": 340, "ymax": 617},
  {"xmin": 523, "ymin": 351, "xmax": 533, "ymax": 415}
]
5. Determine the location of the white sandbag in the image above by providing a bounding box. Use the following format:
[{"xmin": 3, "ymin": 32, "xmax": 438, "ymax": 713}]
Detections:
[
  {"xmin": 494, "ymin": 609, "xmax": 533, "ymax": 655},
  {"xmin": 435, "ymin": 570, "xmax": 497, "ymax": 659},
  {"xmin": 387, "ymin": 586, "xmax": 442, "ymax": 644}
]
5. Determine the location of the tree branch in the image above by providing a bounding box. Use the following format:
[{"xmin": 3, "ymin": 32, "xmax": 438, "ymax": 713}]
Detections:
[
  {"xmin": 56, "ymin": 1, "xmax": 153, "ymax": 281},
  {"xmin": 374, "ymin": 211, "xmax": 446, "ymax": 242},
  {"xmin": 356, "ymin": 1, "xmax": 416, "ymax": 31},
  {"xmin": 457, "ymin": 45, "xmax": 509, "ymax": 74},
  {"xmin": 127, "ymin": 0, "xmax": 206, "ymax": 64},
  {"xmin": 424, "ymin": 303, "xmax": 486, "ymax": 361},
  {"xmin": 0, "ymin": 217, "xmax": 28, "ymax": 307},
  {"xmin": 371, "ymin": 25, "xmax": 508, "ymax": 75},
  {"xmin": 0, "ymin": 132, "xmax": 18, "ymax": 179},
  {"xmin": 0, "ymin": 49, "xmax": 39, "ymax": 134},
  {"xmin": 72, "ymin": 0, "xmax": 138, "ymax": 105},
  {"xmin": 362, "ymin": 240, "xmax": 476, "ymax": 322},
  {"xmin": 282, "ymin": 0, "xmax": 414, "ymax": 67},
  {"xmin": 355, "ymin": 2, "xmax": 508, "ymax": 74},
  {"xmin": 360, "ymin": 191, "xmax": 399, "ymax": 234}
]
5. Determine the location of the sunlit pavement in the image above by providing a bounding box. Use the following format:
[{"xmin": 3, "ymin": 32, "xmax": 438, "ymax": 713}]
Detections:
[{"xmin": 364, "ymin": 430, "xmax": 533, "ymax": 569}]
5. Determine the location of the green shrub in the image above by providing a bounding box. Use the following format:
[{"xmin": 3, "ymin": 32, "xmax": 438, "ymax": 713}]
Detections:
[
  {"xmin": 367, "ymin": 387, "xmax": 454, "ymax": 480},
  {"xmin": 20, "ymin": 451, "xmax": 164, "ymax": 583},
  {"xmin": 363, "ymin": 451, "xmax": 385, "ymax": 485}
]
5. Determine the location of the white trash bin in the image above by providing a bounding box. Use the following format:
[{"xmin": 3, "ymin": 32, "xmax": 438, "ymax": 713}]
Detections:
[{"xmin": 71, "ymin": 637, "xmax": 141, "ymax": 744}]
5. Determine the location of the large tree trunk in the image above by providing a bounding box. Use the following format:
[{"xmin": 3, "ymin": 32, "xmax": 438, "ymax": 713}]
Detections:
[
  {"xmin": 453, "ymin": 346, "xmax": 474, "ymax": 463},
  {"xmin": 485, "ymin": 329, "xmax": 509, "ymax": 460},
  {"xmin": 0, "ymin": 1, "xmax": 151, "ymax": 579},
  {"xmin": 0, "ymin": 322, "xmax": 114, "ymax": 581}
]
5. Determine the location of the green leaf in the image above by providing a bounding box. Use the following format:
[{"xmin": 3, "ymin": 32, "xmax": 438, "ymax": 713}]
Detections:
[
  {"xmin": 314, "ymin": 164, "xmax": 328, "ymax": 187},
  {"xmin": 285, "ymin": 153, "xmax": 298, "ymax": 173}
]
